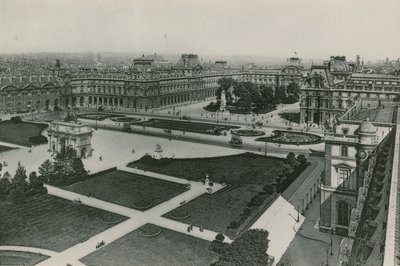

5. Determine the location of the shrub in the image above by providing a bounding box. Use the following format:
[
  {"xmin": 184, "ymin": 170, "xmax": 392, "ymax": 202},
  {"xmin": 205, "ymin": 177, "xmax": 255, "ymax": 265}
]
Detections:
[
  {"xmin": 10, "ymin": 116, "xmax": 22, "ymax": 123},
  {"xmin": 29, "ymin": 135, "xmax": 48, "ymax": 145},
  {"xmin": 215, "ymin": 233, "xmax": 225, "ymax": 242},
  {"xmin": 228, "ymin": 221, "xmax": 239, "ymax": 229},
  {"xmin": 248, "ymin": 194, "xmax": 265, "ymax": 207},
  {"xmin": 242, "ymin": 207, "xmax": 251, "ymax": 216},
  {"xmin": 262, "ymin": 184, "xmax": 275, "ymax": 194},
  {"xmin": 210, "ymin": 240, "xmax": 230, "ymax": 254}
]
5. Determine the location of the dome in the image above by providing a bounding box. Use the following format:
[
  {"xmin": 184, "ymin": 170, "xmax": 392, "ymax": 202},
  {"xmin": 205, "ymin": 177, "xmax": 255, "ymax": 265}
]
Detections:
[{"xmin": 358, "ymin": 120, "xmax": 376, "ymax": 134}]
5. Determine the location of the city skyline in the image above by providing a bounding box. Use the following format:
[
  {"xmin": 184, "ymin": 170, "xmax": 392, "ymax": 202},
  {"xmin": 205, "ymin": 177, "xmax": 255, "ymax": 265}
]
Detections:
[{"xmin": 0, "ymin": 0, "xmax": 399, "ymax": 61}]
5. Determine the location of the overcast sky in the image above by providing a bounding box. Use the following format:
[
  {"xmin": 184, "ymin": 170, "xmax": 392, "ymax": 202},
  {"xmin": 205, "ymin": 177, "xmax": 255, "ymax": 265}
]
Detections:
[{"xmin": 0, "ymin": 0, "xmax": 399, "ymax": 61}]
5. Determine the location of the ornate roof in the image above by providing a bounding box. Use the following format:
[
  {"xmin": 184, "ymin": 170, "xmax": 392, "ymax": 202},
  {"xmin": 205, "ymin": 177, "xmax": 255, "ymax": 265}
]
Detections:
[{"xmin": 358, "ymin": 120, "xmax": 376, "ymax": 134}]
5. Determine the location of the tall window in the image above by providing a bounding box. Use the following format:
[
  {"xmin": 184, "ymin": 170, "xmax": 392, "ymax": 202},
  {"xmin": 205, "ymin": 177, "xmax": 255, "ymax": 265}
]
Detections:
[
  {"xmin": 340, "ymin": 145, "xmax": 348, "ymax": 157},
  {"xmin": 337, "ymin": 201, "xmax": 350, "ymax": 226},
  {"xmin": 338, "ymin": 168, "xmax": 350, "ymax": 188}
]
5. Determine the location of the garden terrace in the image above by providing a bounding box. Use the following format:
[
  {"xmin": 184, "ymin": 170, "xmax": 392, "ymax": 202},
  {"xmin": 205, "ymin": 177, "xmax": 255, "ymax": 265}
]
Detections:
[
  {"xmin": 256, "ymin": 130, "xmax": 323, "ymax": 145},
  {"xmin": 0, "ymin": 250, "xmax": 49, "ymax": 266},
  {"xmin": 0, "ymin": 120, "xmax": 47, "ymax": 147},
  {"xmin": 130, "ymin": 153, "xmax": 301, "ymax": 235},
  {"xmin": 65, "ymin": 170, "xmax": 188, "ymax": 210},
  {"xmin": 163, "ymin": 184, "xmax": 277, "ymax": 235},
  {"xmin": 0, "ymin": 194, "xmax": 127, "ymax": 252},
  {"xmin": 136, "ymin": 118, "xmax": 239, "ymax": 135},
  {"xmin": 80, "ymin": 226, "xmax": 219, "ymax": 266},
  {"xmin": 78, "ymin": 113, "xmax": 125, "ymax": 121}
]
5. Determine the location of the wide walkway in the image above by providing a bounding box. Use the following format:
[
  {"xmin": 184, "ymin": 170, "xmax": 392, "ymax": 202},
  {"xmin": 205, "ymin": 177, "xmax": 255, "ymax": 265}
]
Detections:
[
  {"xmin": 250, "ymin": 153, "xmax": 335, "ymax": 265},
  {"xmin": 38, "ymin": 170, "xmax": 231, "ymax": 266}
]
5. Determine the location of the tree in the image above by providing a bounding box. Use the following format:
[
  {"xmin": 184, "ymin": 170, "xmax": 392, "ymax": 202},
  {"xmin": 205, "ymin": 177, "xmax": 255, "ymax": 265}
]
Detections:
[
  {"xmin": 38, "ymin": 159, "xmax": 56, "ymax": 183},
  {"xmin": 71, "ymin": 158, "xmax": 88, "ymax": 180},
  {"xmin": 54, "ymin": 146, "xmax": 77, "ymax": 178},
  {"xmin": 28, "ymin": 171, "xmax": 47, "ymax": 196},
  {"xmin": 215, "ymin": 233, "xmax": 225, "ymax": 242},
  {"xmin": 286, "ymin": 152, "xmax": 298, "ymax": 167},
  {"xmin": 215, "ymin": 229, "xmax": 270, "ymax": 266},
  {"xmin": 12, "ymin": 162, "xmax": 28, "ymax": 193},
  {"xmin": 274, "ymin": 86, "xmax": 287, "ymax": 104},
  {"xmin": 262, "ymin": 184, "xmax": 275, "ymax": 194},
  {"xmin": 0, "ymin": 174, "xmax": 12, "ymax": 196},
  {"xmin": 296, "ymin": 154, "xmax": 308, "ymax": 166}
]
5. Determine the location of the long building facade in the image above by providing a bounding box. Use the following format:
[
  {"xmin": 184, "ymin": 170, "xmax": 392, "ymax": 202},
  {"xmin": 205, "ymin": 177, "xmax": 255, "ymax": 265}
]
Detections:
[{"xmin": 0, "ymin": 54, "xmax": 305, "ymax": 113}]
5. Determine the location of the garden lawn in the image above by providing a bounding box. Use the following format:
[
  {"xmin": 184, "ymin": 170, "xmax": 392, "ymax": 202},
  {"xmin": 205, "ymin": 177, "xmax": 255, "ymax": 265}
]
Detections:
[
  {"xmin": 164, "ymin": 184, "xmax": 265, "ymax": 234},
  {"xmin": 137, "ymin": 118, "xmax": 239, "ymax": 135},
  {"xmin": 80, "ymin": 225, "xmax": 219, "ymax": 266},
  {"xmin": 0, "ymin": 194, "xmax": 127, "ymax": 252},
  {"xmin": 131, "ymin": 153, "xmax": 290, "ymax": 234},
  {"xmin": 0, "ymin": 120, "xmax": 47, "ymax": 146},
  {"xmin": 0, "ymin": 251, "xmax": 48, "ymax": 266},
  {"xmin": 128, "ymin": 152, "xmax": 288, "ymax": 185},
  {"xmin": 66, "ymin": 170, "xmax": 187, "ymax": 210}
]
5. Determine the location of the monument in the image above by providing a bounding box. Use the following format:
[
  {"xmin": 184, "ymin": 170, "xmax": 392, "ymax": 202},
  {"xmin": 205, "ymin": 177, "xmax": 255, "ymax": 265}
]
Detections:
[{"xmin": 47, "ymin": 121, "xmax": 93, "ymax": 158}]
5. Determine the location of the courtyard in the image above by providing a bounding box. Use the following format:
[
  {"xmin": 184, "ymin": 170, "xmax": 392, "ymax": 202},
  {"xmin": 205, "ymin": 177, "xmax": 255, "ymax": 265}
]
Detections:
[{"xmin": 66, "ymin": 170, "xmax": 188, "ymax": 210}]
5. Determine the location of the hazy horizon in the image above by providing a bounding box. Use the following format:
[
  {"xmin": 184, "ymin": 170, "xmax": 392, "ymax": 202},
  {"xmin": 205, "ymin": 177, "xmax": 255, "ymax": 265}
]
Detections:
[{"xmin": 1, "ymin": 0, "xmax": 399, "ymax": 62}]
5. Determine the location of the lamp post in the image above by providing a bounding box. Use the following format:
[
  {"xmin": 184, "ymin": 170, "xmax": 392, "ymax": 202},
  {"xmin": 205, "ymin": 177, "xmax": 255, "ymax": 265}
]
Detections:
[
  {"xmin": 264, "ymin": 140, "xmax": 268, "ymax": 156},
  {"xmin": 330, "ymin": 228, "xmax": 333, "ymax": 255}
]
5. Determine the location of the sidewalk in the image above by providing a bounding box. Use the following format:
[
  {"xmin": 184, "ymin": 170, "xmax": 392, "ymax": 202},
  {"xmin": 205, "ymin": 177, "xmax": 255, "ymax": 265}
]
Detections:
[{"xmin": 278, "ymin": 193, "xmax": 342, "ymax": 266}]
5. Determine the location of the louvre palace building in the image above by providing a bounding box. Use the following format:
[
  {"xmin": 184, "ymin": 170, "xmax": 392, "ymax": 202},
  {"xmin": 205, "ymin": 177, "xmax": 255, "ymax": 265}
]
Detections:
[
  {"xmin": 300, "ymin": 56, "xmax": 400, "ymax": 126},
  {"xmin": 0, "ymin": 54, "xmax": 305, "ymax": 113}
]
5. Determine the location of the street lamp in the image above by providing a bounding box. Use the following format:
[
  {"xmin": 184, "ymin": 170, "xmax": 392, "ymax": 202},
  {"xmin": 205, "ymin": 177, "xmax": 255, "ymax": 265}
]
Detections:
[
  {"xmin": 264, "ymin": 140, "xmax": 268, "ymax": 156},
  {"xmin": 330, "ymin": 229, "xmax": 333, "ymax": 255}
]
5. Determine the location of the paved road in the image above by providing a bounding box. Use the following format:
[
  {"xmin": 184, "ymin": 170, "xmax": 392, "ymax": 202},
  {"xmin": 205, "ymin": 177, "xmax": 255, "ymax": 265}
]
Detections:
[{"xmin": 84, "ymin": 119, "xmax": 318, "ymax": 157}]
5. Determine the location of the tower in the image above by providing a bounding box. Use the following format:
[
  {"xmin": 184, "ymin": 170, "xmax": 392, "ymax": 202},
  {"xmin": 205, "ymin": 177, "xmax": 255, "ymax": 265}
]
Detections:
[
  {"xmin": 320, "ymin": 120, "xmax": 377, "ymax": 236},
  {"xmin": 355, "ymin": 120, "xmax": 377, "ymax": 190}
]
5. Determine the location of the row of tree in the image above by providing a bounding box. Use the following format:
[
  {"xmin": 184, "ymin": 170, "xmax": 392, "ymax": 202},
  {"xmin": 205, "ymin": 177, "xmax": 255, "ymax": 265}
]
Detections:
[
  {"xmin": 0, "ymin": 163, "xmax": 47, "ymax": 203},
  {"xmin": 275, "ymin": 152, "xmax": 309, "ymax": 193},
  {"xmin": 0, "ymin": 147, "xmax": 88, "ymax": 203},
  {"xmin": 206, "ymin": 77, "xmax": 300, "ymax": 113}
]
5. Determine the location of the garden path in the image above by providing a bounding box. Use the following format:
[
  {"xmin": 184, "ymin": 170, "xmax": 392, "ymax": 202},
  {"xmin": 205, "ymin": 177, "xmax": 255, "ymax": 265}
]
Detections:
[{"xmin": 38, "ymin": 171, "xmax": 231, "ymax": 266}]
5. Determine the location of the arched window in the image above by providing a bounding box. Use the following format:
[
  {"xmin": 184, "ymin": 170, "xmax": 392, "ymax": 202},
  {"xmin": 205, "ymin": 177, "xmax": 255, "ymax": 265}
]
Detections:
[{"xmin": 337, "ymin": 201, "xmax": 350, "ymax": 226}]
